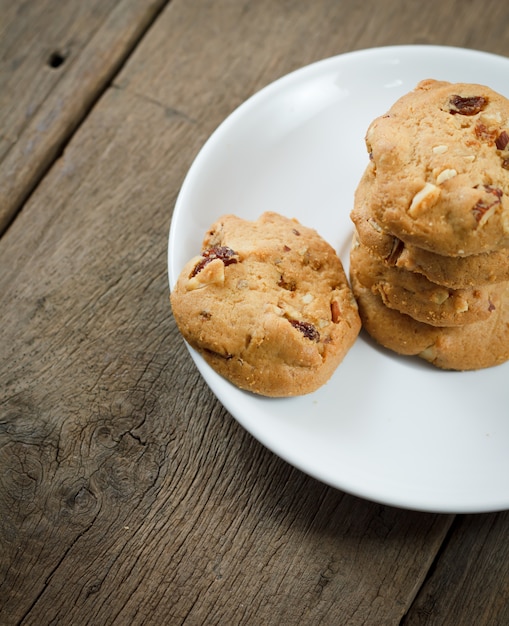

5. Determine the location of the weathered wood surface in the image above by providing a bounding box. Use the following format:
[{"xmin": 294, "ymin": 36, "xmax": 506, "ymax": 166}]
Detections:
[
  {"xmin": 1, "ymin": 0, "xmax": 509, "ymax": 624},
  {"xmin": 402, "ymin": 512, "xmax": 509, "ymax": 625},
  {"xmin": 0, "ymin": 0, "xmax": 168, "ymax": 234}
]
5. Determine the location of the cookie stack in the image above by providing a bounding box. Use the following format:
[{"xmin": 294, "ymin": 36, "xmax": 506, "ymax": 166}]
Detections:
[{"xmin": 349, "ymin": 79, "xmax": 509, "ymax": 370}]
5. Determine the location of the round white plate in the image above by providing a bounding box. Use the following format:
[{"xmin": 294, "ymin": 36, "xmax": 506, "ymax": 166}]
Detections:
[{"xmin": 168, "ymin": 45, "xmax": 509, "ymax": 513}]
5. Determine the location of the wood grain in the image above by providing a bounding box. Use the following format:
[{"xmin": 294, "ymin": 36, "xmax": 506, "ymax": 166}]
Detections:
[
  {"xmin": 114, "ymin": 0, "xmax": 509, "ymax": 135},
  {"xmin": 403, "ymin": 513, "xmax": 509, "ymax": 625},
  {"xmin": 0, "ymin": 0, "xmax": 168, "ymax": 234},
  {"xmin": 0, "ymin": 80, "xmax": 450, "ymax": 626},
  {"xmin": 1, "ymin": 0, "xmax": 509, "ymax": 624}
]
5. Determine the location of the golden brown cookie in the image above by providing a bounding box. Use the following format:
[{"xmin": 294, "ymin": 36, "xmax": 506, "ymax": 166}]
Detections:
[
  {"xmin": 364, "ymin": 79, "xmax": 509, "ymax": 256},
  {"xmin": 393, "ymin": 244, "xmax": 509, "ymax": 289},
  {"xmin": 170, "ymin": 212, "xmax": 361, "ymax": 397},
  {"xmin": 351, "ymin": 170, "xmax": 509, "ymax": 289},
  {"xmin": 350, "ymin": 271, "xmax": 509, "ymax": 371},
  {"xmin": 350, "ymin": 236, "xmax": 500, "ymax": 327}
]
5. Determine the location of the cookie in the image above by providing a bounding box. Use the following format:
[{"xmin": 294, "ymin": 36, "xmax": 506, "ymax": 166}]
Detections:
[
  {"xmin": 170, "ymin": 212, "xmax": 361, "ymax": 397},
  {"xmin": 352, "ymin": 170, "xmax": 509, "ymax": 288},
  {"xmin": 350, "ymin": 236, "xmax": 499, "ymax": 326},
  {"xmin": 351, "ymin": 168, "xmax": 401, "ymax": 261},
  {"xmin": 350, "ymin": 272, "xmax": 509, "ymax": 371},
  {"xmin": 393, "ymin": 245, "xmax": 509, "ymax": 289},
  {"xmin": 364, "ymin": 79, "xmax": 509, "ymax": 256}
]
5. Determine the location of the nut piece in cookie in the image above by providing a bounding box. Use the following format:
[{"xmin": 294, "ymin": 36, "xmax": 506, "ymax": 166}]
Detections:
[
  {"xmin": 170, "ymin": 212, "xmax": 361, "ymax": 397},
  {"xmin": 364, "ymin": 79, "xmax": 509, "ymax": 256},
  {"xmin": 350, "ymin": 235, "xmax": 501, "ymax": 327},
  {"xmin": 350, "ymin": 270, "xmax": 509, "ymax": 371}
]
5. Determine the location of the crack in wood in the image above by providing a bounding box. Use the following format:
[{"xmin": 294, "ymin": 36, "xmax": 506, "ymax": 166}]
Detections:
[{"xmin": 0, "ymin": 0, "xmax": 172, "ymax": 239}]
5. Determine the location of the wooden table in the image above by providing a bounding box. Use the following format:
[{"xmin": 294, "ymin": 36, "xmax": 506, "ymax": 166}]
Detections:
[{"xmin": 1, "ymin": 1, "xmax": 509, "ymax": 624}]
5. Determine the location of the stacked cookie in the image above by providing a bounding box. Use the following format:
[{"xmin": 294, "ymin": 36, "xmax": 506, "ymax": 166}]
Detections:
[{"xmin": 350, "ymin": 79, "xmax": 509, "ymax": 370}]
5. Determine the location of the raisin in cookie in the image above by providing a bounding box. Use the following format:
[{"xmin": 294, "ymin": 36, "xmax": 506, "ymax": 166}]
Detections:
[
  {"xmin": 364, "ymin": 79, "xmax": 509, "ymax": 256},
  {"xmin": 350, "ymin": 272, "xmax": 509, "ymax": 371},
  {"xmin": 170, "ymin": 212, "xmax": 361, "ymax": 397},
  {"xmin": 350, "ymin": 235, "xmax": 500, "ymax": 326}
]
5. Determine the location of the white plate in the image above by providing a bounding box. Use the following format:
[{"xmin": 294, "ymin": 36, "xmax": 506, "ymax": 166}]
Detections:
[{"xmin": 168, "ymin": 45, "xmax": 509, "ymax": 513}]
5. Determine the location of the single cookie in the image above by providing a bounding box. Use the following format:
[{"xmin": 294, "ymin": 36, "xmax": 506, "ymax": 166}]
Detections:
[
  {"xmin": 364, "ymin": 79, "xmax": 509, "ymax": 256},
  {"xmin": 350, "ymin": 236, "xmax": 499, "ymax": 326},
  {"xmin": 351, "ymin": 169, "xmax": 509, "ymax": 288},
  {"xmin": 170, "ymin": 212, "xmax": 361, "ymax": 397},
  {"xmin": 350, "ymin": 271, "xmax": 509, "ymax": 371}
]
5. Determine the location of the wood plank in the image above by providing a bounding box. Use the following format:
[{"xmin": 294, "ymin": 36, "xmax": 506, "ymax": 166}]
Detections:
[
  {"xmin": 113, "ymin": 0, "xmax": 509, "ymax": 135},
  {"xmin": 0, "ymin": 0, "xmax": 168, "ymax": 234},
  {"xmin": 402, "ymin": 513, "xmax": 509, "ymax": 625},
  {"xmin": 0, "ymin": 82, "xmax": 451, "ymax": 626},
  {"xmin": 1, "ymin": 0, "xmax": 509, "ymax": 624}
]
